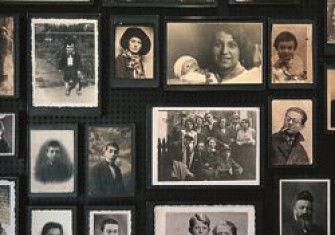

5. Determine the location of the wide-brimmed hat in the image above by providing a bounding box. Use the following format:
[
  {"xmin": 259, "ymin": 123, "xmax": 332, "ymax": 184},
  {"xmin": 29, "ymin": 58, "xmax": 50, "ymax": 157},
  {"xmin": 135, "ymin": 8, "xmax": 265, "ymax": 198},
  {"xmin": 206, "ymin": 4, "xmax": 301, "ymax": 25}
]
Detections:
[{"xmin": 120, "ymin": 27, "xmax": 151, "ymax": 55}]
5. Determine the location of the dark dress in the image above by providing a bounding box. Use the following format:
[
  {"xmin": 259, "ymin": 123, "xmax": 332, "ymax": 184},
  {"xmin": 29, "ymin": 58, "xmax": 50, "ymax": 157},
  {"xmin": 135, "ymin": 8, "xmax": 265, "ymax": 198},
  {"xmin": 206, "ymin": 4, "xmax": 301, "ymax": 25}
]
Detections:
[
  {"xmin": 115, "ymin": 54, "xmax": 145, "ymax": 79},
  {"xmin": 35, "ymin": 157, "xmax": 73, "ymax": 183}
]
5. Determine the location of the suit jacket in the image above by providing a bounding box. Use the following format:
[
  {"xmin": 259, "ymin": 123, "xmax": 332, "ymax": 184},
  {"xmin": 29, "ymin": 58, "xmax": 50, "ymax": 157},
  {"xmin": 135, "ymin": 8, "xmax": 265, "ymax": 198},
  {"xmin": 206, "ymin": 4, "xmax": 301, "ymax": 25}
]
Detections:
[{"xmin": 283, "ymin": 219, "xmax": 325, "ymax": 235}]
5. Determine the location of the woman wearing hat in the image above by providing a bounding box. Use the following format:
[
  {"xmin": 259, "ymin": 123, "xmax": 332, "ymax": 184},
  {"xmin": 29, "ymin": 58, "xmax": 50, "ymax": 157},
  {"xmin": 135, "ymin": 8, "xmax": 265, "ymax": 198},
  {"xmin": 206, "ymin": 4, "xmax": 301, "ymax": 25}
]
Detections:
[{"xmin": 115, "ymin": 27, "xmax": 151, "ymax": 79}]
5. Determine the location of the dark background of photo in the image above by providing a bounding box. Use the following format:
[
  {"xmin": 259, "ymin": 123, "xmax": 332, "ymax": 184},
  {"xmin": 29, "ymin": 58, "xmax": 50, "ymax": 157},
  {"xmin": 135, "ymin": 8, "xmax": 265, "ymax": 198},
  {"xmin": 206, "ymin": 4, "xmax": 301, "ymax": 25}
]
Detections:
[{"xmin": 0, "ymin": 0, "xmax": 331, "ymax": 235}]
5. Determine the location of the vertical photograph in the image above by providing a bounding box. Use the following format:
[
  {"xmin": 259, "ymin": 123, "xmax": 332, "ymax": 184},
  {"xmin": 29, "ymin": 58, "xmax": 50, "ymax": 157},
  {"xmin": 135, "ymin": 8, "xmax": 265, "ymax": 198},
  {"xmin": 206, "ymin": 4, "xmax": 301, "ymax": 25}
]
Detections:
[
  {"xmin": 150, "ymin": 107, "xmax": 261, "ymax": 186},
  {"xmin": 29, "ymin": 125, "xmax": 77, "ymax": 196},
  {"xmin": 30, "ymin": 17, "xmax": 99, "ymax": 108},
  {"xmin": 280, "ymin": 179, "xmax": 330, "ymax": 235},
  {"xmin": 0, "ymin": 179, "xmax": 16, "ymax": 235},
  {"xmin": 327, "ymin": 0, "xmax": 335, "ymax": 44},
  {"xmin": 326, "ymin": 67, "xmax": 335, "ymax": 131},
  {"xmin": 271, "ymin": 99, "xmax": 313, "ymax": 166},
  {"xmin": 0, "ymin": 113, "xmax": 15, "ymax": 156},
  {"xmin": 87, "ymin": 125, "xmax": 135, "ymax": 197},
  {"xmin": 270, "ymin": 22, "xmax": 314, "ymax": 85}
]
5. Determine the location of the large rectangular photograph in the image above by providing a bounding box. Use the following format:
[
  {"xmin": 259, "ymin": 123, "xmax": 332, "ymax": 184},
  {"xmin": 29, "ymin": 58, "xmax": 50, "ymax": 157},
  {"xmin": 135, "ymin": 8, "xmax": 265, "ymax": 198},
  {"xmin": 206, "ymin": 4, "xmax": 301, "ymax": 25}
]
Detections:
[
  {"xmin": 104, "ymin": 0, "xmax": 216, "ymax": 7},
  {"xmin": 0, "ymin": 179, "xmax": 16, "ymax": 235},
  {"xmin": 151, "ymin": 107, "xmax": 260, "ymax": 186}
]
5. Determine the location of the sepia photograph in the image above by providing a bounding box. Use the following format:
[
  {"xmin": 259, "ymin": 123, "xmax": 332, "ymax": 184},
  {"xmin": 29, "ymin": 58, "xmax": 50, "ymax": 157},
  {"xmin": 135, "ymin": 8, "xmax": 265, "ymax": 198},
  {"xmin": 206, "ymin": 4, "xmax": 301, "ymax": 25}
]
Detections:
[
  {"xmin": 87, "ymin": 125, "xmax": 134, "ymax": 197},
  {"xmin": 0, "ymin": 179, "xmax": 16, "ymax": 235},
  {"xmin": 271, "ymin": 99, "xmax": 313, "ymax": 166},
  {"xmin": 104, "ymin": 0, "xmax": 216, "ymax": 7},
  {"xmin": 166, "ymin": 21, "xmax": 263, "ymax": 87},
  {"xmin": 0, "ymin": 0, "xmax": 91, "ymax": 2},
  {"xmin": 31, "ymin": 17, "xmax": 99, "ymax": 108},
  {"xmin": 150, "ymin": 107, "xmax": 260, "ymax": 186},
  {"xmin": 88, "ymin": 208, "xmax": 132, "ymax": 235},
  {"xmin": 29, "ymin": 208, "xmax": 75, "ymax": 235},
  {"xmin": 29, "ymin": 125, "xmax": 77, "ymax": 196},
  {"xmin": 327, "ymin": 0, "xmax": 335, "ymax": 44},
  {"xmin": 0, "ymin": 113, "xmax": 15, "ymax": 157},
  {"xmin": 280, "ymin": 179, "xmax": 330, "ymax": 235},
  {"xmin": 326, "ymin": 67, "xmax": 335, "ymax": 131},
  {"xmin": 154, "ymin": 205, "xmax": 255, "ymax": 235},
  {"xmin": 229, "ymin": 0, "xmax": 300, "ymax": 4}
]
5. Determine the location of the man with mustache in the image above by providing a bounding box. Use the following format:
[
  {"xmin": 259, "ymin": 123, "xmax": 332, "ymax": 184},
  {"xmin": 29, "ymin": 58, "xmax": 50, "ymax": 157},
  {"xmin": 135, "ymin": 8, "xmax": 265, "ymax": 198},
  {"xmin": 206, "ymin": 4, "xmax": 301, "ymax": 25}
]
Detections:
[{"xmin": 283, "ymin": 191, "xmax": 325, "ymax": 235}]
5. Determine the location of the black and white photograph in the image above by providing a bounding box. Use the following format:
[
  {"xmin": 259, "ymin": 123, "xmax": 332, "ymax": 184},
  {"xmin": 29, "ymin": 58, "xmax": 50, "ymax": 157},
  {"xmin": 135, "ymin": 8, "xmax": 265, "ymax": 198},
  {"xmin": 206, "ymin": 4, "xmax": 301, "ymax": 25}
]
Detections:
[
  {"xmin": 150, "ymin": 107, "xmax": 260, "ymax": 186},
  {"xmin": 271, "ymin": 99, "xmax": 313, "ymax": 166},
  {"xmin": 327, "ymin": 0, "xmax": 335, "ymax": 44},
  {"xmin": 270, "ymin": 22, "xmax": 314, "ymax": 85},
  {"xmin": 326, "ymin": 67, "xmax": 335, "ymax": 131},
  {"xmin": 88, "ymin": 209, "xmax": 132, "ymax": 235},
  {"xmin": 87, "ymin": 125, "xmax": 135, "ymax": 197},
  {"xmin": 29, "ymin": 125, "xmax": 77, "ymax": 196},
  {"xmin": 104, "ymin": 0, "xmax": 216, "ymax": 7},
  {"xmin": 166, "ymin": 21, "xmax": 263, "ymax": 88},
  {"xmin": 29, "ymin": 208, "xmax": 75, "ymax": 235},
  {"xmin": 0, "ymin": 179, "xmax": 16, "ymax": 235},
  {"xmin": 280, "ymin": 179, "xmax": 330, "ymax": 235},
  {"xmin": 229, "ymin": 0, "xmax": 300, "ymax": 4},
  {"xmin": 30, "ymin": 17, "xmax": 99, "ymax": 108},
  {"xmin": 0, "ymin": 0, "xmax": 91, "ymax": 3},
  {"xmin": 154, "ymin": 205, "xmax": 255, "ymax": 235},
  {"xmin": 0, "ymin": 113, "xmax": 15, "ymax": 157}
]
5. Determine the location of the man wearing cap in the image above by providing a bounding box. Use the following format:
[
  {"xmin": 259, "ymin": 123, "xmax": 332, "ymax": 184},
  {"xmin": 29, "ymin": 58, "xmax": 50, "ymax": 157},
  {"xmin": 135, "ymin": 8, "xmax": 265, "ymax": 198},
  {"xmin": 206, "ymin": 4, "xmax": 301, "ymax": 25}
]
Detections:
[{"xmin": 283, "ymin": 190, "xmax": 325, "ymax": 235}]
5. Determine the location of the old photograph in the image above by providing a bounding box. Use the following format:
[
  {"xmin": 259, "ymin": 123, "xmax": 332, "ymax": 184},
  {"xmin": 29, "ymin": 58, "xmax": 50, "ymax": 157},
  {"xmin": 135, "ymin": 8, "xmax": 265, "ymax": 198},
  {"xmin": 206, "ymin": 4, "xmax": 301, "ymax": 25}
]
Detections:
[
  {"xmin": 30, "ymin": 208, "xmax": 74, "ymax": 235},
  {"xmin": 0, "ymin": 113, "xmax": 15, "ymax": 156},
  {"xmin": 104, "ymin": 0, "xmax": 216, "ymax": 7},
  {"xmin": 327, "ymin": 0, "xmax": 335, "ymax": 44},
  {"xmin": 151, "ymin": 107, "xmax": 260, "ymax": 186},
  {"xmin": 271, "ymin": 99, "xmax": 313, "ymax": 166},
  {"xmin": 0, "ymin": 0, "xmax": 90, "ymax": 2},
  {"xmin": 0, "ymin": 179, "xmax": 16, "ymax": 235},
  {"xmin": 89, "ymin": 209, "xmax": 131, "ymax": 235},
  {"xmin": 154, "ymin": 205, "xmax": 255, "ymax": 235},
  {"xmin": 229, "ymin": 0, "xmax": 299, "ymax": 4},
  {"xmin": 29, "ymin": 127, "xmax": 76, "ymax": 195},
  {"xmin": 166, "ymin": 22, "xmax": 263, "ymax": 86},
  {"xmin": 280, "ymin": 179, "xmax": 330, "ymax": 235},
  {"xmin": 31, "ymin": 18, "xmax": 99, "ymax": 108},
  {"xmin": 271, "ymin": 23, "xmax": 313, "ymax": 84},
  {"xmin": 327, "ymin": 68, "xmax": 335, "ymax": 130},
  {"xmin": 87, "ymin": 125, "xmax": 134, "ymax": 197}
]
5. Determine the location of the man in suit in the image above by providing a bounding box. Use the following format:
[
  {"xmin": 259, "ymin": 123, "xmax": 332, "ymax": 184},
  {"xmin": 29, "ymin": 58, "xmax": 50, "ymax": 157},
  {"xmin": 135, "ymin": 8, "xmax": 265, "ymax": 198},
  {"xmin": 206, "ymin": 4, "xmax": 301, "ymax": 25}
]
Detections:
[
  {"xmin": 99, "ymin": 218, "xmax": 120, "ymax": 235},
  {"xmin": 89, "ymin": 142, "xmax": 125, "ymax": 196}
]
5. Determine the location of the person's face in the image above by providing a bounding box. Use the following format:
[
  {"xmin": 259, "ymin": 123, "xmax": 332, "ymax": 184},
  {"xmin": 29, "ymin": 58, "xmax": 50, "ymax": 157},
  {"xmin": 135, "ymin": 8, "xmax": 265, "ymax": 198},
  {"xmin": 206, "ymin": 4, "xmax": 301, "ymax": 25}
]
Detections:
[
  {"xmin": 185, "ymin": 121, "xmax": 194, "ymax": 130},
  {"xmin": 205, "ymin": 114, "xmax": 213, "ymax": 123},
  {"xmin": 45, "ymin": 228, "xmax": 61, "ymax": 235},
  {"xmin": 294, "ymin": 200, "xmax": 313, "ymax": 221},
  {"xmin": 128, "ymin": 36, "xmax": 142, "ymax": 54},
  {"xmin": 196, "ymin": 118, "xmax": 203, "ymax": 125},
  {"xmin": 214, "ymin": 225, "xmax": 233, "ymax": 235},
  {"xmin": 66, "ymin": 44, "xmax": 75, "ymax": 54},
  {"xmin": 276, "ymin": 40, "xmax": 296, "ymax": 61},
  {"xmin": 197, "ymin": 142, "xmax": 205, "ymax": 151},
  {"xmin": 240, "ymin": 120, "xmax": 249, "ymax": 129},
  {"xmin": 208, "ymin": 139, "xmax": 216, "ymax": 149},
  {"xmin": 102, "ymin": 224, "xmax": 119, "ymax": 235},
  {"xmin": 219, "ymin": 119, "xmax": 226, "ymax": 128},
  {"xmin": 284, "ymin": 111, "xmax": 304, "ymax": 134},
  {"xmin": 223, "ymin": 150, "xmax": 231, "ymax": 159},
  {"xmin": 190, "ymin": 220, "xmax": 210, "ymax": 235},
  {"xmin": 46, "ymin": 146, "xmax": 61, "ymax": 160},
  {"xmin": 181, "ymin": 59, "xmax": 199, "ymax": 76},
  {"xmin": 104, "ymin": 146, "xmax": 118, "ymax": 162},
  {"xmin": 212, "ymin": 31, "xmax": 240, "ymax": 71}
]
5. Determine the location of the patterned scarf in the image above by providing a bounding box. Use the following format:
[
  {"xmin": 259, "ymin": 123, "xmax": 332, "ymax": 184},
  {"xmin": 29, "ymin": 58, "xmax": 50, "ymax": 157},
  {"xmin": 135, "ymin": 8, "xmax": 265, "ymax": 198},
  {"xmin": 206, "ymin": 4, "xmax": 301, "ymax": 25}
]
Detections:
[{"xmin": 121, "ymin": 49, "xmax": 145, "ymax": 79}]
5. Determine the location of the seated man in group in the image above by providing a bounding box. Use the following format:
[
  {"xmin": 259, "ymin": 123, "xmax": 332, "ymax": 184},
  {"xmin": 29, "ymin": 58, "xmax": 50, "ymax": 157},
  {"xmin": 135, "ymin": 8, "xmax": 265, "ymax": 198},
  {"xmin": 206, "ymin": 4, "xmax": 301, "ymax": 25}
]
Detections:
[
  {"xmin": 197, "ymin": 137, "xmax": 221, "ymax": 180},
  {"xmin": 216, "ymin": 144, "xmax": 243, "ymax": 179}
]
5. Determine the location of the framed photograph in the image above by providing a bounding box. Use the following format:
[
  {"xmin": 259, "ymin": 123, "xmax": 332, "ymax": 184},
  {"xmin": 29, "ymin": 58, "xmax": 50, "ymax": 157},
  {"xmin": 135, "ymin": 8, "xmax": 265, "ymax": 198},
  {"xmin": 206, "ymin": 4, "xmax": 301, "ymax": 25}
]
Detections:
[
  {"xmin": 229, "ymin": 0, "xmax": 300, "ymax": 5},
  {"xmin": 326, "ymin": 0, "xmax": 335, "ymax": 54},
  {"xmin": 0, "ymin": 113, "xmax": 16, "ymax": 157},
  {"xmin": 269, "ymin": 20, "xmax": 315, "ymax": 88},
  {"xmin": 148, "ymin": 106, "xmax": 261, "ymax": 187},
  {"xmin": 28, "ymin": 207, "xmax": 76, "ymax": 235},
  {"xmin": 0, "ymin": 0, "xmax": 92, "ymax": 3},
  {"xmin": 153, "ymin": 205, "xmax": 255, "ymax": 235},
  {"xmin": 29, "ymin": 16, "xmax": 100, "ymax": 116},
  {"xmin": 87, "ymin": 206, "xmax": 133, "ymax": 235},
  {"xmin": 270, "ymin": 99, "xmax": 314, "ymax": 166},
  {"xmin": 165, "ymin": 18, "xmax": 264, "ymax": 91},
  {"xmin": 103, "ymin": 0, "xmax": 217, "ymax": 8},
  {"xmin": 326, "ymin": 65, "xmax": 335, "ymax": 131},
  {"xmin": 0, "ymin": 178, "xmax": 17, "ymax": 235},
  {"xmin": 110, "ymin": 15, "xmax": 159, "ymax": 88},
  {"xmin": 28, "ymin": 124, "xmax": 78, "ymax": 197},
  {"xmin": 279, "ymin": 179, "xmax": 330, "ymax": 235},
  {"xmin": 86, "ymin": 124, "xmax": 135, "ymax": 198}
]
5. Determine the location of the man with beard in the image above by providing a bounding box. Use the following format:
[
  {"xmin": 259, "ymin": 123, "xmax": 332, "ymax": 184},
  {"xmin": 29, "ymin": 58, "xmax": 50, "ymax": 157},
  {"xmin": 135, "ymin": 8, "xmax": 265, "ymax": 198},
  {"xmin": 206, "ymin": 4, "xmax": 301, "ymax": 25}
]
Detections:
[
  {"xmin": 283, "ymin": 191, "xmax": 325, "ymax": 235},
  {"xmin": 271, "ymin": 107, "xmax": 309, "ymax": 165}
]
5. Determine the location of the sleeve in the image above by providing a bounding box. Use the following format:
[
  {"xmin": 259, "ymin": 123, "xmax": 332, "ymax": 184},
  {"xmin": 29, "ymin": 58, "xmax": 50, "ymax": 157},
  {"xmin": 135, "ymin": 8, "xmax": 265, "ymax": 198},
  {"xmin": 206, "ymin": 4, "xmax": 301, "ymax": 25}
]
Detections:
[
  {"xmin": 75, "ymin": 53, "xmax": 82, "ymax": 71},
  {"xmin": 89, "ymin": 164, "xmax": 101, "ymax": 195},
  {"xmin": 115, "ymin": 55, "xmax": 130, "ymax": 79}
]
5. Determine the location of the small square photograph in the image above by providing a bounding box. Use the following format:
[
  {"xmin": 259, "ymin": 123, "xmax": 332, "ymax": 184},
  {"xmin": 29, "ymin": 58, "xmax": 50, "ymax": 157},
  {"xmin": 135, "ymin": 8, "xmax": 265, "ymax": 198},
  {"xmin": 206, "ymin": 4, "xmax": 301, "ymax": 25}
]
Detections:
[
  {"xmin": 31, "ymin": 18, "xmax": 99, "ymax": 108},
  {"xmin": 154, "ymin": 205, "xmax": 255, "ymax": 235},
  {"xmin": 30, "ymin": 208, "xmax": 74, "ymax": 235},
  {"xmin": 88, "ymin": 209, "xmax": 132, "ymax": 235},
  {"xmin": 229, "ymin": 0, "xmax": 299, "ymax": 4},
  {"xmin": 0, "ymin": 113, "xmax": 15, "ymax": 156},
  {"xmin": 114, "ymin": 26, "xmax": 154, "ymax": 80},
  {"xmin": 327, "ymin": 68, "xmax": 335, "ymax": 130},
  {"xmin": 280, "ymin": 179, "xmax": 330, "ymax": 235},
  {"xmin": 29, "ymin": 127, "xmax": 76, "ymax": 195},
  {"xmin": 166, "ymin": 22, "xmax": 263, "ymax": 86},
  {"xmin": 327, "ymin": 0, "xmax": 335, "ymax": 44},
  {"xmin": 271, "ymin": 23, "xmax": 313, "ymax": 84},
  {"xmin": 271, "ymin": 99, "xmax": 313, "ymax": 166},
  {"xmin": 150, "ymin": 107, "xmax": 260, "ymax": 186},
  {"xmin": 87, "ymin": 125, "xmax": 134, "ymax": 197},
  {"xmin": 0, "ymin": 179, "xmax": 16, "ymax": 235}
]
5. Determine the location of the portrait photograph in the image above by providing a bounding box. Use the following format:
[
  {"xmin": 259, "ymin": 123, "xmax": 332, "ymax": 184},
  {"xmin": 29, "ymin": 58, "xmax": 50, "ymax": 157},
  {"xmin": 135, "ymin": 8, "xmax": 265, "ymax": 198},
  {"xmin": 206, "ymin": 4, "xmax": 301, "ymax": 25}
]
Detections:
[
  {"xmin": 327, "ymin": 0, "xmax": 335, "ymax": 44},
  {"xmin": 229, "ymin": 0, "xmax": 300, "ymax": 4},
  {"xmin": 87, "ymin": 125, "xmax": 135, "ymax": 197},
  {"xmin": 29, "ymin": 208, "xmax": 75, "ymax": 235},
  {"xmin": 29, "ymin": 125, "xmax": 77, "ymax": 196},
  {"xmin": 0, "ymin": 113, "xmax": 15, "ymax": 157},
  {"xmin": 166, "ymin": 21, "xmax": 263, "ymax": 88},
  {"xmin": 326, "ymin": 67, "xmax": 335, "ymax": 131},
  {"xmin": 0, "ymin": 0, "xmax": 90, "ymax": 2},
  {"xmin": 154, "ymin": 205, "xmax": 255, "ymax": 235},
  {"xmin": 280, "ymin": 179, "xmax": 330, "ymax": 235},
  {"xmin": 150, "ymin": 107, "xmax": 260, "ymax": 186},
  {"xmin": 30, "ymin": 17, "xmax": 99, "ymax": 108},
  {"xmin": 88, "ymin": 208, "xmax": 132, "ymax": 235},
  {"xmin": 104, "ymin": 0, "xmax": 216, "ymax": 7},
  {"xmin": 270, "ymin": 99, "xmax": 313, "ymax": 166},
  {"xmin": 0, "ymin": 179, "xmax": 17, "ymax": 235},
  {"xmin": 270, "ymin": 22, "xmax": 314, "ymax": 85}
]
